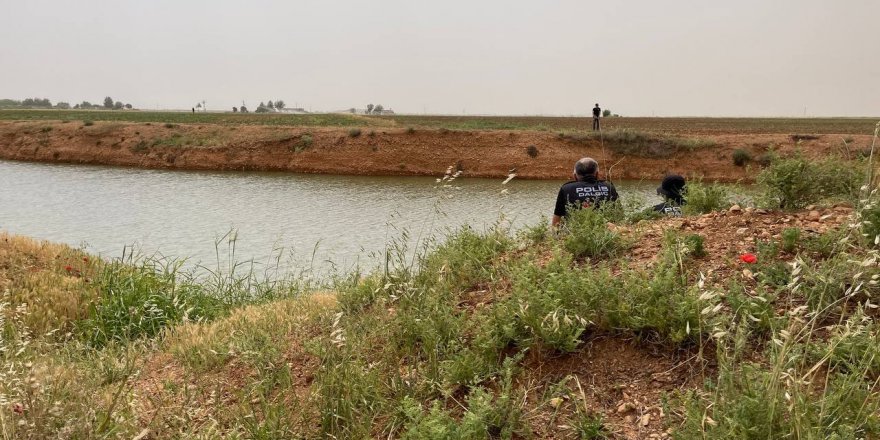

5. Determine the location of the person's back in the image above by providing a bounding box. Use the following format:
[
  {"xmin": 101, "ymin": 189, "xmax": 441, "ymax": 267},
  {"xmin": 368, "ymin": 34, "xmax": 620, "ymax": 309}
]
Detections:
[
  {"xmin": 652, "ymin": 175, "xmax": 686, "ymax": 217},
  {"xmin": 553, "ymin": 157, "xmax": 619, "ymax": 225}
]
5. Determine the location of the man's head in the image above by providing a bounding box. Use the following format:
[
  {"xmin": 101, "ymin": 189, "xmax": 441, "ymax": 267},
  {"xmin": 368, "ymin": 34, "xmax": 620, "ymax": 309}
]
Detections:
[
  {"xmin": 573, "ymin": 157, "xmax": 599, "ymax": 181},
  {"xmin": 595, "ymin": 103, "xmax": 599, "ymax": 107}
]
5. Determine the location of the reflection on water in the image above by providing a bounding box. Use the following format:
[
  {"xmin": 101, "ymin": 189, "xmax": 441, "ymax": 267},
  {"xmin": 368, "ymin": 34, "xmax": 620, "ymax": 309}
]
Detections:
[{"xmin": 0, "ymin": 160, "xmax": 670, "ymax": 271}]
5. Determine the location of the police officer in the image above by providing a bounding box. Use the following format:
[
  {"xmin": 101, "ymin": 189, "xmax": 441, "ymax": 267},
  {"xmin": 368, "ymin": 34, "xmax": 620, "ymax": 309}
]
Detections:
[
  {"xmin": 652, "ymin": 174, "xmax": 686, "ymax": 217},
  {"xmin": 552, "ymin": 157, "xmax": 619, "ymax": 226}
]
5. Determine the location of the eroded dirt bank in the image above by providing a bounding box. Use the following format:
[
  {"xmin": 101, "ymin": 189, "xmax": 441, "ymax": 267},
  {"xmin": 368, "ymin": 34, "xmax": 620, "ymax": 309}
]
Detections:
[{"xmin": 0, "ymin": 120, "xmax": 867, "ymax": 181}]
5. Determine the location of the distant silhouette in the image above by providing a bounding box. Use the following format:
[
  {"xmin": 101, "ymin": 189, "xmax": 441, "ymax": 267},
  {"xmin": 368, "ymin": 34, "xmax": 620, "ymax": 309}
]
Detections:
[
  {"xmin": 192, "ymin": 107, "xmax": 195, "ymax": 114},
  {"xmin": 592, "ymin": 103, "xmax": 601, "ymax": 131}
]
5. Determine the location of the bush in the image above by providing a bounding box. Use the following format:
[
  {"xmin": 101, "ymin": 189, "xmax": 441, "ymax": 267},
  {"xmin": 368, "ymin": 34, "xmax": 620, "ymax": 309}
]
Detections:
[
  {"xmin": 757, "ymin": 156, "xmax": 863, "ymax": 210},
  {"xmin": 406, "ymin": 127, "xmax": 416, "ymax": 134},
  {"xmin": 562, "ymin": 207, "xmax": 625, "ymax": 259},
  {"xmin": 683, "ymin": 180, "xmax": 731, "ymax": 215},
  {"xmin": 78, "ymin": 259, "xmax": 224, "ymax": 347},
  {"xmin": 348, "ymin": 128, "xmax": 361, "ymax": 137},
  {"xmin": 781, "ymin": 227, "xmax": 801, "ymax": 253},
  {"xmin": 164, "ymin": 123, "xmax": 178, "ymax": 129},
  {"xmin": 684, "ymin": 234, "xmax": 706, "ymax": 258},
  {"xmin": 526, "ymin": 145, "xmax": 539, "ymax": 158},
  {"xmin": 732, "ymin": 149, "xmax": 751, "ymax": 166},
  {"xmin": 82, "ymin": 120, "xmax": 94, "ymax": 127},
  {"xmin": 291, "ymin": 133, "xmax": 314, "ymax": 152}
]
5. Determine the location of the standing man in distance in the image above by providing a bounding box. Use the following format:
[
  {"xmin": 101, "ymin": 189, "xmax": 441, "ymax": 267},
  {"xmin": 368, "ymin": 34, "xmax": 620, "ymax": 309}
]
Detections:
[
  {"xmin": 592, "ymin": 103, "xmax": 601, "ymax": 131},
  {"xmin": 552, "ymin": 157, "xmax": 619, "ymax": 226}
]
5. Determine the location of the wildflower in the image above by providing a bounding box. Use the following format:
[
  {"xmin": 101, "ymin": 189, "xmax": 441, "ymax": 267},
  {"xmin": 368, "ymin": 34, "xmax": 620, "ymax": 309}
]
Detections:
[
  {"xmin": 740, "ymin": 253, "xmax": 757, "ymax": 264},
  {"xmin": 64, "ymin": 265, "xmax": 73, "ymax": 272},
  {"xmin": 11, "ymin": 403, "xmax": 23, "ymax": 415}
]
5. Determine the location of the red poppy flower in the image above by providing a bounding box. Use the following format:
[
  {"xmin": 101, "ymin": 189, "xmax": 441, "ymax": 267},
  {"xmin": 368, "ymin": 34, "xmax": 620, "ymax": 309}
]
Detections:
[
  {"xmin": 82, "ymin": 257, "xmax": 89, "ymax": 263},
  {"xmin": 64, "ymin": 265, "xmax": 73, "ymax": 272},
  {"xmin": 740, "ymin": 253, "xmax": 757, "ymax": 264},
  {"xmin": 11, "ymin": 403, "xmax": 23, "ymax": 415}
]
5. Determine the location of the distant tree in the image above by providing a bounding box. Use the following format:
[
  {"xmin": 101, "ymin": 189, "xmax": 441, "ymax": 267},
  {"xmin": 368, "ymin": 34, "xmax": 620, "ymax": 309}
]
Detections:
[
  {"xmin": 374, "ymin": 104, "xmax": 384, "ymax": 114},
  {"xmin": 366, "ymin": 103, "xmax": 374, "ymax": 114},
  {"xmin": 232, "ymin": 107, "xmax": 238, "ymax": 113},
  {"xmin": 275, "ymin": 100, "xmax": 285, "ymax": 110},
  {"xmin": 602, "ymin": 109, "xmax": 611, "ymax": 117},
  {"xmin": 240, "ymin": 105, "xmax": 248, "ymax": 113},
  {"xmin": 73, "ymin": 104, "xmax": 81, "ymax": 109},
  {"xmin": 349, "ymin": 108, "xmax": 356, "ymax": 114},
  {"xmin": 22, "ymin": 98, "xmax": 35, "ymax": 107},
  {"xmin": 196, "ymin": 103, "xmax": 202, "ymax": 109},
  {"xmin": 55, "ymin": 102, "xmax": 70, "ymax": 109},
  {"xmin": 103, "ymin": 97, "xmax": 114, "ymax": 109},
  {"xmin": 267, "ymin": 100, "xmax": 274, "ymax": 110},
  {"xmin": 114, "ymin": 101, "xmax": 123, "ymax": 110},
  {"xmin": 124, "ymin": 103, "xmax": 132, "ymax": 109}
]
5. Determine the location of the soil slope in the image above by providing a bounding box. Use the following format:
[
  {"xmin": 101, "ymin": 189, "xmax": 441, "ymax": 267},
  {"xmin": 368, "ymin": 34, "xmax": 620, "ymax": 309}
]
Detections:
[{"xmin": 0, "ymin": 120, "xmax": 869, "ymax": 181}]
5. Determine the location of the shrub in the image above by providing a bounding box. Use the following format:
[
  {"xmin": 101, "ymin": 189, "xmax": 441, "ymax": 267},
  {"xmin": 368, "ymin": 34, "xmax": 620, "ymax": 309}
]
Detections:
[
  {"xmin": 40, "ymin": 126, "xmax": 53, "ymax": 133},
  {"xmin": 732, "ymin": 149, "xmax": 751, "ymax": 166},
  {"xmin": 406, "ymin": 127, "xmax": 416, "ymax": 134},
  {"xmin": 348, "ymin": 128, "xmax": 361, "ymax": 137},
  {"xmin": 781, "ymin": 227, "xmax": 801, "ymax": 253},
  {"xmin": 526, "ymin": 145, "xmax": 539, "ymax": 158},
  {"xmin": 684, "ymin": 234, "xmax": 706, "ymax": 258},
  {"xmin": 757, "ymin": 156, "xmax": 863, "ymax": 210},
  {"xmin": 78, "ymin": 259, "xmax": 225, "ymax": 347},
  {"xmin": 83, "ymin": 120, "xmax": 94, "ymax": 127},
  {"xmin": 291, "ymin": 133, "xmax": 314, "ymax": 152},
  {"xmin": 164, "ymin": 123, "xmax": 178, "ymax": 129},
  {"xmin": 562, "ymin": 207, "xmax": 625, "ymax": 259},
  {"xmin": 683, "ymin": 180, "xmax": 731, "ymax": 215}
]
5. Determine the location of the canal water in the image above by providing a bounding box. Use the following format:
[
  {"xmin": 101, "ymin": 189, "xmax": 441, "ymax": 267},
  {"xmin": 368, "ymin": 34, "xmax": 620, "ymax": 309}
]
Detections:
[{"xmin": 0, "ymin": 160, "xmax": 666, "ymax": 272}]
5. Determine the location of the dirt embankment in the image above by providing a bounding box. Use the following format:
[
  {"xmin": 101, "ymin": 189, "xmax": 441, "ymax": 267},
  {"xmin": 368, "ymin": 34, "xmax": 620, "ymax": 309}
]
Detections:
[{"xmin": 0, "ymin": 120, "xmax": 867, "ymax": 181}]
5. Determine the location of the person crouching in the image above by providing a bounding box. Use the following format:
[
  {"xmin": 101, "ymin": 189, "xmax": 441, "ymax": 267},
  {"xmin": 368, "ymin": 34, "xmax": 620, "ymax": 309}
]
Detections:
[
  {"xmin": 552, "ymin": 157, "xmax": 619, "ymax": 226},
  {"xmin": 653, "ymin": 174, "xmax": 686, "ymax": 217}
]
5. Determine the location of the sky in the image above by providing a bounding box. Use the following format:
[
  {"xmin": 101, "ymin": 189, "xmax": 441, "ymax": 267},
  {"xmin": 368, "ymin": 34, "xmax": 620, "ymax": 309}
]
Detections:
[{"xmin": 1, "ymin": 0, "xmax": 878, "ymax": 117}]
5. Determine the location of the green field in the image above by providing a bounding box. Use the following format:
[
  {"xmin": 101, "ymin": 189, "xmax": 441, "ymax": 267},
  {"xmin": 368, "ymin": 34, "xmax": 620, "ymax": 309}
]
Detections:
[{"xmin": 0, "ymin": 109, "xmax": 877, "ymax": 135}]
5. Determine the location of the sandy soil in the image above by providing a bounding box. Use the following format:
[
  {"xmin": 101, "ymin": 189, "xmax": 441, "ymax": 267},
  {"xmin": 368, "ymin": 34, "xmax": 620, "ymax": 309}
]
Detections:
[{"xmin": 0, "ymin": 120, "xmax": 870, "ymax": 182}]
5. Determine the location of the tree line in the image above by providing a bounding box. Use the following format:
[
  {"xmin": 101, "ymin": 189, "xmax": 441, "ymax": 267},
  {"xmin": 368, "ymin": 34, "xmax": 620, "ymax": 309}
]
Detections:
[{"xmin": 0, "ymin": 97, "xmax": 133, "ymax": 110}]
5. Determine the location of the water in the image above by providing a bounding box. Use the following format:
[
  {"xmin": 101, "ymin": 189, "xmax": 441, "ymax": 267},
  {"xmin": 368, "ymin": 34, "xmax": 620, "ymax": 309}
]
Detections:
[{"xmin": 0, "ymin": 160, "xmax": 665, "ymax": 272}]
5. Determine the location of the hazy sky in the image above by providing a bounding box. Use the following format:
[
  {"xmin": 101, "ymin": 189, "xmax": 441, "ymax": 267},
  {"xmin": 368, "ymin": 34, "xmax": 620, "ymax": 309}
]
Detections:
[{"xmin": 2, "ymin": 0, "xmax": 878, "ymax": 116}]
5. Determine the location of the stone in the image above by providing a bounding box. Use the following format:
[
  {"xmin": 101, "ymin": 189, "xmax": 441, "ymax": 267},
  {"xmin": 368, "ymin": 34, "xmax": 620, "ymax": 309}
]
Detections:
[
  {"xmin": 729, "ymin": 204, "xmax": 742, "ymax": 212},
  {"xmin": 640, "ymin": 414, "xmax": 651, "ymax": 426},
  {"xmin": 736, "ymin": 227, "xmax": 749, "ymax": 235},
  {"xmin": 617, "ymin": 402, "xmax": 635, "ymax": 414},
  {"xmin": 756, "ymin": 208, "xmax": 769, "ymax": 214},
  {"xmin": 805, "ymin": 205, "xmax": 817, "ymax": 211},
  {"xmin": 808, "ymin": 210, "xmax": 821, "ymax": 220}
]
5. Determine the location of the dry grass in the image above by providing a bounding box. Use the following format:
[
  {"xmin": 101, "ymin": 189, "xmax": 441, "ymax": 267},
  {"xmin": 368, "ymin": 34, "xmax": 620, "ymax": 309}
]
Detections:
[{"xmin": 0, "ymin": 232, "xmax": 98, "ymax": 336}]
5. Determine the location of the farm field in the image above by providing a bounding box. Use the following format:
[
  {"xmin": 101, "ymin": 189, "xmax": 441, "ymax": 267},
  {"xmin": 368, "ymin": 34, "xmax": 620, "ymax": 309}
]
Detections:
[{"xmin": 0, "ymin": 109, "xmax": 877, "ymax": 135}]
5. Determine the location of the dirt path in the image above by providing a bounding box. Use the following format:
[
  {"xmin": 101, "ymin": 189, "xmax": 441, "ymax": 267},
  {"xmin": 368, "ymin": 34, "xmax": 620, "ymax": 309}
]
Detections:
[{"xmin": 0, "ymin": 120, "xmax": 868, "ymax": 181}]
